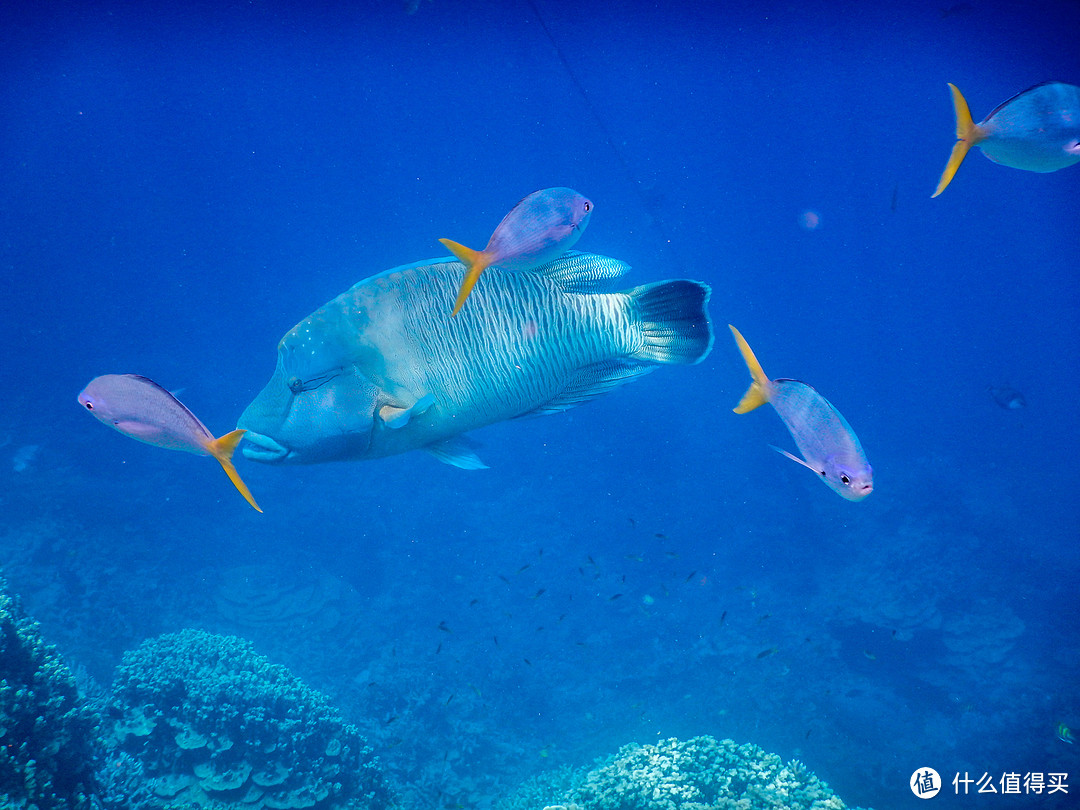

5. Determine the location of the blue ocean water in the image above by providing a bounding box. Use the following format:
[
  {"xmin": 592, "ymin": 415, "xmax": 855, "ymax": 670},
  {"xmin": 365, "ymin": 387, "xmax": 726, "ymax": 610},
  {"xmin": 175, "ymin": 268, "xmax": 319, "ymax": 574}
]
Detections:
[{"xmin": 1, "ymin": 0, "xmax": 1078, "ymax": 808}]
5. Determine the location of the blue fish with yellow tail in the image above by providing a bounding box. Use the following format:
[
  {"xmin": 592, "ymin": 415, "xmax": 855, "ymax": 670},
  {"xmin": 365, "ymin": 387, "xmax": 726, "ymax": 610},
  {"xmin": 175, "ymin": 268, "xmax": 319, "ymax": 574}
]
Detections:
[
  {"xmin": 78, "ymin": 374, "xmax": 261, "ymax": 512},
  {"xmin": 439, "ymin": 187, "xmax": 592, "ymax": 315},
  {"xmin": 239, "ymin": 253, "xmax": 712, "ymax": 469},
  {"xmin": 728, "ymin": 325, "xmax": 873, "ymax": 501},
  {"xmin": 933, "ymin": 81, "xmax": 1080, "ymax": 197}
]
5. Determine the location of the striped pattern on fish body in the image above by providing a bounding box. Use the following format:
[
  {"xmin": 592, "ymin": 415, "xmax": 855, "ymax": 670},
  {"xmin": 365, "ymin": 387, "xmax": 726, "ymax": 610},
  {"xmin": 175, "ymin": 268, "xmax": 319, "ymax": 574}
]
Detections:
[
  {"xmin": 303, "ymin": 258, "xmax": 659, "ymax": 452},
  {"xmin": 240, "ymin": 252, "xmax": 712, "ymax": 467},
  {"xmin": 360, "ymin": 265, "xmax": 630, "ymax": 425}
]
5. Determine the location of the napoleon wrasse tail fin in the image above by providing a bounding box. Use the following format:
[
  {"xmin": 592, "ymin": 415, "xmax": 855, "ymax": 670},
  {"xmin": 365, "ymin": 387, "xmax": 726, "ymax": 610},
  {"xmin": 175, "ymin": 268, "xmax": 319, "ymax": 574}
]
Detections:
[
  {"xmin": 628, "ymin": 279, "xmax": 714, "ymax": 365},
  {"xmin": 728, "ymin": 324, "xmax": 771, "ymax": 413},
  {"xmin": 933, "ymin": 83, "xmax": 986, "ymax": 198},
  {"xmin": 439, "ymin": 238, "xmax": 491, "ymax": 316},
  {"xmin": 208, "ymin": 429, "xmax": 262, "ymax": 512}
]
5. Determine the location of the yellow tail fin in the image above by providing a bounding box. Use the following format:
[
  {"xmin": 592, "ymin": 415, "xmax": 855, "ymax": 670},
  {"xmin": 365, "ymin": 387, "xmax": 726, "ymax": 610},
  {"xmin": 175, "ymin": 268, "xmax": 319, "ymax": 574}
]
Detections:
[
  {"xmin": 933, "ymin": 83, "xmax": 986, "ymax": 198},
  {"xmin": 439, "ymin": 238, "xmax": 491, "ymax": 315},
  {"xmin": 207, "ymin": 429, "xmax": 262, "ymax": 513},
  {"xmin": 728, "ymin": 325, "xmax": 771, "ymax": 413}
]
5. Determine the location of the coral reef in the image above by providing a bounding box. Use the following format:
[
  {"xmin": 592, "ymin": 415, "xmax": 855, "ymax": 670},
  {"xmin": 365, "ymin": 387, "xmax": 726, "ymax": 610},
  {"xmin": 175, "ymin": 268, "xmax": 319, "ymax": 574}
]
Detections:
[
  {"xmin": 492, "ymin": 764, "xmax": 586, "ymax": 810},
  {"xmin": 941, "ymin": 598, "xmax": 1025, "ymax": 669},
  {"xmin": 107, "ymin": 628, "xmax": 394, "ymax": 810},
  {"xmin": 540, "ymin": 735, "xmax": 857, "ymax": 810},
  {"xmin": 342, "ymin": 639, "xmax": 515, "ymax": 810},
  {"xmin": 0, "ymin": 574, "xmax": 99, "ymax": 810},
  {"xmin": 820, "ymin": 523, "xmax": 949, "ymax": 642},
  {"xmin": 215, "ymin": 565, "xmax": 355, "ymax": 636}
]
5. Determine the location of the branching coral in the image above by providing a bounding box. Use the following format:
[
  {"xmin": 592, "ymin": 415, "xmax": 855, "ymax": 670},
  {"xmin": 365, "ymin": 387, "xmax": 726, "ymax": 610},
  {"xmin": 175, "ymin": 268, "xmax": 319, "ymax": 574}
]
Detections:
[
  {"xmin": 492, "ymin": 764, "xmax": 587, "ymax": 810},
  {"xmin": 0, "ymin": 574, "xmax": 99, "ymax": 810},
  {"xmin": 107, "ymin": 628, "xmax": 394, "ymax": 810},
  {"xmin": 565, "ymin": 736, "xmax": 854, "ymax": 810}
]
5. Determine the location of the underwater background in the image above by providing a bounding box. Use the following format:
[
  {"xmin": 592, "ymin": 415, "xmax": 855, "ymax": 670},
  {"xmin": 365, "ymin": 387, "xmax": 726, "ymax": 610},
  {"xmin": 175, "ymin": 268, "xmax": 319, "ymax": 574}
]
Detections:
[{"xmin": 1, "ymin": 1, "xmax": 1078, "ymax": 809}]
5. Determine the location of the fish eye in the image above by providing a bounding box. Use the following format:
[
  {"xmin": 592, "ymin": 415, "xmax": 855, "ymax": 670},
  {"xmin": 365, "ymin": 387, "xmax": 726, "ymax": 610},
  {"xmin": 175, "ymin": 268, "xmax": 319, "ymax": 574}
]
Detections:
[
  {"xmin": 841, "ymin": 474, "xmax": 851, "ymax": 485},
  {"xmin": 288, "ymin": 376, "xmax": 304, "ymax": 394},
  {"xmin": 583, "ymin": 201, "xmax": 592, "ymax": 212},
  {"xmin": 84, "ymin": 402, "xmax": 94, "ymax": 410}
]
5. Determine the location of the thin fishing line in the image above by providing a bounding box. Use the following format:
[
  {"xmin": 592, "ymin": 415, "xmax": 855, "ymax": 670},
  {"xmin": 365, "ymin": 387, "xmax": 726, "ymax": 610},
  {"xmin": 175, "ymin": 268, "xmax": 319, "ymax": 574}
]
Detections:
[{"xmin": 526, "ymin": 0, "xmax": 684, "ymax": 272}]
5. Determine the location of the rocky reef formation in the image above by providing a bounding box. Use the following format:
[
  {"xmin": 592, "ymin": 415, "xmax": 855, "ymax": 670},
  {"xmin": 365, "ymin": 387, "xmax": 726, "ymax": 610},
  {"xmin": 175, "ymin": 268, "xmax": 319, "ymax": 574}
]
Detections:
[
  {"xmin": 942, "ymin": 598, "xmax": 1025, "ymax": 671},
  {"xmin": 214, "ymin": 564, "xmax": 356, "ymax": 637},
  {"xmin": 498, "ymin": 735, "xmax": 866, "ymax": 810},
  {"xmin": 0, "ymin": 574, "xmax": 99, "ymax": 810},
  {"xmin": 106, "ymin": 628, "xmax": 394, "ymax": 810}
]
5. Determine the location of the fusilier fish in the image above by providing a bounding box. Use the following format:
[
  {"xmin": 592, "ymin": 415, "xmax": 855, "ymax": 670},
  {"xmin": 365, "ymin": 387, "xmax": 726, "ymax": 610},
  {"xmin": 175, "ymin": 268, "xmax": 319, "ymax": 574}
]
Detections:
[
  {"xmin": 238, "ymin": 252, "xmax": 713, "ymax": 468},
  {"xmin": 439, "ymin": 187, "xmax": 593, "ymax": 315},
  {"xmin": 78, "ymin": 374, "xmax": 261, "ymax": 511},
  {"xmin": 933, "ymin": 81, "xmax": 1080, "ymax": 197},
  {"xmin": 728, "ymin": 325, "xmax": 872, "ymax": 501}
]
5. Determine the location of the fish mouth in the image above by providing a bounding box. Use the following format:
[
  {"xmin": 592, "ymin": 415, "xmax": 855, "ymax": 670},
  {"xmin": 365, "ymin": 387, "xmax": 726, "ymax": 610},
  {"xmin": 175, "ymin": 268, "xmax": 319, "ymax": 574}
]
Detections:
[
  {"xmin": 844, "ymin": 482, "xmax": 874, "ymax": 501},
  {"xmin": 240, "ymin": 431, "xmax": 291, "ymax": 463}
]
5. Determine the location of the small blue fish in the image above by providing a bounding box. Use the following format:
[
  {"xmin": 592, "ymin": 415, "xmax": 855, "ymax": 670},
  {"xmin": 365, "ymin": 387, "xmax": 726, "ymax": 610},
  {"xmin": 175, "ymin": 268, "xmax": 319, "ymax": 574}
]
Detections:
[
  {"xmin": 78, "ymin": 374, "xmax": 261, "ymax": 512},
  {"xmin": 728, "ymin": 325, "xmax": 873, "ymax": 501},
  {"xmin": 1057, "ymin": 723, "xmax": 1075, "ymax": 744},
  {"xmin": 439, "ymin": 187, "xmax": 592, "ymax": 315},
  {"xmin": 933, "ymin": 81, "xmax": 1080, "ymax": 197},
  {"xmin": 11, "ymin": 444, "xmax": 39, "ymax": 474},
  {"xmin": 988, "ymin": 384, "xmax": 1026, "ymax": 410}
]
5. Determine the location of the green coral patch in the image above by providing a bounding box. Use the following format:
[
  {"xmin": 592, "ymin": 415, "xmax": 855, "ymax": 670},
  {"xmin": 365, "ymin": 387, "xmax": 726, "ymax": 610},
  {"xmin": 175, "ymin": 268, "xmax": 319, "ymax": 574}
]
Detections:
[
  {"xmin": 0, "ymin": 576, "xmax": 99, "ymax": 810},
  {"xmin": 112, "ymin": 706, "xmax": 156, "ymax": 739},
  {"xmin": 108, "ymin": 628, "xmax": 394, "ymax": 810},
  {"xmin": 253, "ymin": 762, "xmax": 291, "ymax": 787},
  {"xmin": 174, "ymin": 726, "xmax": 209, "ymax": 750},
  {"xmin": 263, "ymin": 782, "xmax": 331, "ymax": 809},
  {"xmin": 151, "ymin": 772, "xmax": 195, "ymax": 798},
  {"xmin": 199, "ymin": 760, "xmax": 252, "ymax": 792},
  {"xmin": 571, "ymin": 736, "xmax": 849, "ymax": 810},
  {"xmin": 497, "ymin": 735, "xmax": 861, "ymax": 810}
]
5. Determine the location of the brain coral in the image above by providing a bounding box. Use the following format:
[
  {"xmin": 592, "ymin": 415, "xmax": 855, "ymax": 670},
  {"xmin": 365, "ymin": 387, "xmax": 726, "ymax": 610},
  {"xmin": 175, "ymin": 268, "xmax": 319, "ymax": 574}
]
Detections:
[
  {"xmin": 107, "ymin": 628, "xmax": 393, "ymax": 810},
  {"xmin": 567, "ymin": 735, "xmax": 853, "ymax": 810},
  {"xmin": 0, "ymin": 575, "xmax": 99, "ymax": 810}
]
